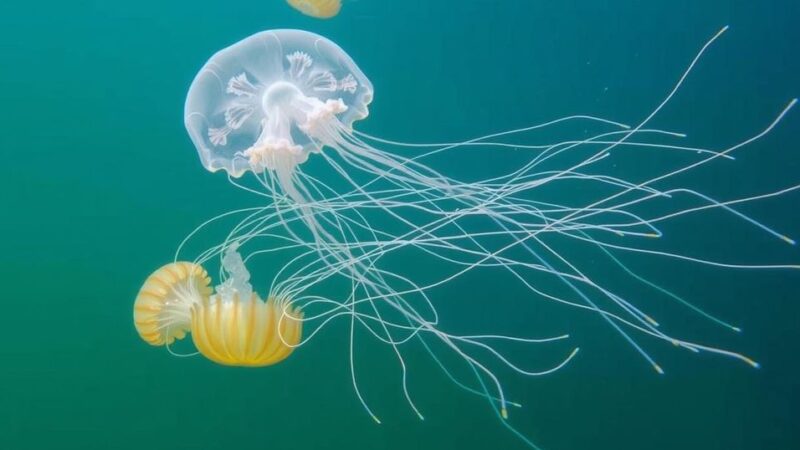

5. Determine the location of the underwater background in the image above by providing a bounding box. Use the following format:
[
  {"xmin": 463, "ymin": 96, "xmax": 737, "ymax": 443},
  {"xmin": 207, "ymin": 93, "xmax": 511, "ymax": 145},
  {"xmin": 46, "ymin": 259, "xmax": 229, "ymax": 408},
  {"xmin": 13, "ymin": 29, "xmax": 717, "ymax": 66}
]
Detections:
[{"xmin": 1, "ymin": 1, "xmax": 798, "ymax": 449}]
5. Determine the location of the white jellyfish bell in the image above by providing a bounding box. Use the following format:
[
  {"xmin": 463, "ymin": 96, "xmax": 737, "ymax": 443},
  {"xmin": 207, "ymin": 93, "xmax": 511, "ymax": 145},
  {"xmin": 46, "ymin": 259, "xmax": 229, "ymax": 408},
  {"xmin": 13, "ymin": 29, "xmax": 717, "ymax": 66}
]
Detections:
[{"xmin": 185, "ymin": 29, "xmax": 372, "ymax": 203}]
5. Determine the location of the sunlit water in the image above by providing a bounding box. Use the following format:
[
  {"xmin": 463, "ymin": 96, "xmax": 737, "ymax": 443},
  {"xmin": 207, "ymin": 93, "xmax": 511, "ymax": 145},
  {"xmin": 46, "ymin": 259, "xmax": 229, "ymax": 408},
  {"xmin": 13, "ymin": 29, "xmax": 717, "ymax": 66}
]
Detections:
[{"xmin": 1, "ymin": 2, "xmax": 798, "ymax": 450}]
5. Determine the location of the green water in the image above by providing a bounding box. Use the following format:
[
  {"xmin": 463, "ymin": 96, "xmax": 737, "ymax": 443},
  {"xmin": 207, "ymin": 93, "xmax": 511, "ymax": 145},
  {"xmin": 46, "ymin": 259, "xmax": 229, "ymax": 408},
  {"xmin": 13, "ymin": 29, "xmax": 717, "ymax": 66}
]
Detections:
[{"xmin": 1, "ymin": 1, "xmax": 798, "ymax": 449}]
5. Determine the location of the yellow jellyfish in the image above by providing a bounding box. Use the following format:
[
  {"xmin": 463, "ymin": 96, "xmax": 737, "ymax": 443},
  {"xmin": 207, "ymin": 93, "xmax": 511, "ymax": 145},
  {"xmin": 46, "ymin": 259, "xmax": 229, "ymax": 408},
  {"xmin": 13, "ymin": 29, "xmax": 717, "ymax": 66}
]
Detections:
[
  {"xmin": 191, "ymin": 293, "xmax": 303, "ymax": 367},
  {"xmin": 286, "ymin": 0, "xmax": 341, "ymax": 19},
  {"xmin": 133, "ymin": 261, "xmax": 212, "ymax": 346},
  {"xmin": 134, "ymin": 246, "xmax": 303, "ymax": 367}
]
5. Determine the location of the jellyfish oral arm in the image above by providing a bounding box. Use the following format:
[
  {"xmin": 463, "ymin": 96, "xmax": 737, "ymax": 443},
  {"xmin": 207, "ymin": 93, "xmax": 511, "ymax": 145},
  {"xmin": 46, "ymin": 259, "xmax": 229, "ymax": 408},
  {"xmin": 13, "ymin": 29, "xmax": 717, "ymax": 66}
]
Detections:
[{"xmin": 243, "ymin": 79, "xmax": 349, "ymax": 182}]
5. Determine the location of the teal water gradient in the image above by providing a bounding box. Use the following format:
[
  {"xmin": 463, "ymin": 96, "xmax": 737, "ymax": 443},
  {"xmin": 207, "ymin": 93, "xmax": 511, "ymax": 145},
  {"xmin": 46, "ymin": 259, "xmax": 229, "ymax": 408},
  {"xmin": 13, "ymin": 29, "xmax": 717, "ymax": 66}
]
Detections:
[{"xmin": 0, "ymin": 1, "xmax": 798, "ymax": 449}]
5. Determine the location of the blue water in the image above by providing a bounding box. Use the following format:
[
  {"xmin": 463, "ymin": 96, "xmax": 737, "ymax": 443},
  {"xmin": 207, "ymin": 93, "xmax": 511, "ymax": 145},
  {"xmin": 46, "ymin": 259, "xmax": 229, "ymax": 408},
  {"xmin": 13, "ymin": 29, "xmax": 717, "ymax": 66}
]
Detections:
[{"xmin": 1, "ymin": 1, "xmax": 798, "ymax": 449}]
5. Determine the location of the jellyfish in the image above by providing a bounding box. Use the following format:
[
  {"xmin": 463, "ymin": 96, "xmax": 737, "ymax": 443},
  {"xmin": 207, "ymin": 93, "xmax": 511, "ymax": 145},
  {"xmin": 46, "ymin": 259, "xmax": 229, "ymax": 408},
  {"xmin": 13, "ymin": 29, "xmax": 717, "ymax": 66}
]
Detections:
[
  {"xmin": 134, "ymin": 245, "xmax": 303, "ymax": 367},
  {"xmin": 177, "ymin": 28, "xmax": 797, "ymax": 445},
  {"xmin": 286, "ymin": 0, "xmax": 341, "ymax": 19},
  {"xmin": 133, "ymin": 261, "xmax": 212, "ymax": 346}
]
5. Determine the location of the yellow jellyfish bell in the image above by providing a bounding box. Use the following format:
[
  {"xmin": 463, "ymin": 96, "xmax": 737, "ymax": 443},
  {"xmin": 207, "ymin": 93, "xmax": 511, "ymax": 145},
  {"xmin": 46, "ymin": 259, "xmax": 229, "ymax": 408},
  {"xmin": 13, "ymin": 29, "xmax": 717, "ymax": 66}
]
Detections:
[
  {"xmin": 133, "ymin": 262, "xmax": 212, "ymax": 346},
  {"xmin": 286, "ymin": 0, "xmax": 341, "ymax": 19},
  {"xmin": 134, "ymin": 249, "xmax": 303, "ymax": 367},
  {"xmin": 191, "ymin": 293, "xmax": 303, "ymax": 367}
]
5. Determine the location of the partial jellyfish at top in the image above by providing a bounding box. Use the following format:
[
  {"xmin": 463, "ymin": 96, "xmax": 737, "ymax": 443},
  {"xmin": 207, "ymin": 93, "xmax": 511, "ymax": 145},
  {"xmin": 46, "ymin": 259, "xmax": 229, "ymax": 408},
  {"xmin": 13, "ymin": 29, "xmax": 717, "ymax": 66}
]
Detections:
[
  {"xmin": 286, "ymin": 0, "xmax": 341, "ymax": 19},
  {"xmin": 137, "ymin": 28, "xmax": 797, "ymax": 447}
]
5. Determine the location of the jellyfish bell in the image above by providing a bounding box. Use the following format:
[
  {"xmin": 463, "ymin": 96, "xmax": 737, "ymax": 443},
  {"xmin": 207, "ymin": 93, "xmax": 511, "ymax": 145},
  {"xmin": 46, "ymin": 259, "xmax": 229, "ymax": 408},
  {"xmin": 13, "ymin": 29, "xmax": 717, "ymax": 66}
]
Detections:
[
  {"xmin": 286, "ymin": 0, "xmax": 342, "ymax": 19},
  {"xmin": 133, "ymin": 262, "xmax": 212, "ymax": 346},
  {"xmin": 191, "ymin": 292, "xmax": 303, "ymax": 367},
  {"xmin": 191, "ymin": 242, "xmax": 304, "ymax": 367},
  {"xmin": 184, "ymin": 29, "xmax": 373, "ymax": 190}
]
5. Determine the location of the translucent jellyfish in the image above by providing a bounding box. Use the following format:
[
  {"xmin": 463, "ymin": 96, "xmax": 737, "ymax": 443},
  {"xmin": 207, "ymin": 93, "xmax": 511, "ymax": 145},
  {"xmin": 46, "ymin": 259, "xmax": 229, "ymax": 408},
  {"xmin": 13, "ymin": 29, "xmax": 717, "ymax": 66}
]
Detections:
[
  {"xmin": 134, "ymin": 246, "xmax": 303, "ymax": 367},
  {"xmin": 185, "ymin": 29, "xmax": 371, "ymax": 190},
  {"xmin": 286, "ymin": 0, "xmax": 341, "ymax": 19},
  {"xmin": 179, "ymin": 28, "xmax": 798, "ymax": 446}
]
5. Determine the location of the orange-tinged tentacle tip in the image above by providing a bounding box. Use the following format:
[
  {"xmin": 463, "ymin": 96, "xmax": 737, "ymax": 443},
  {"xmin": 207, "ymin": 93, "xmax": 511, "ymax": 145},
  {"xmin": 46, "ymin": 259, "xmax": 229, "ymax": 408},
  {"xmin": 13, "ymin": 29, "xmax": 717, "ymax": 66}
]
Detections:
[
  {"xmin": 133, "ymin": 262, "xmax": 212, "ymax": 346},
  {"xmin": 501, "ymin": 407, "xmax": 509, "ymax": 420},
  {"xmin": 744, "ymin": 357, "xmax": 760, "ymax": 369},
  {"xmin": 286, "ymin": 0, "xmax": 341, "ymax": 19},
  {"xmin": 190, "ymin": 293, "xmax": 303, "ymax": 367}
]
